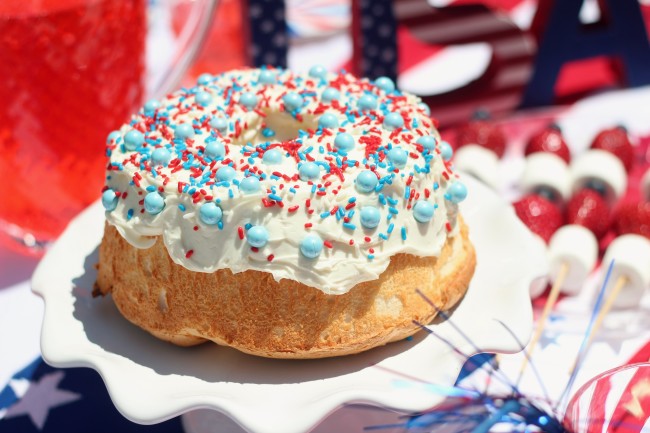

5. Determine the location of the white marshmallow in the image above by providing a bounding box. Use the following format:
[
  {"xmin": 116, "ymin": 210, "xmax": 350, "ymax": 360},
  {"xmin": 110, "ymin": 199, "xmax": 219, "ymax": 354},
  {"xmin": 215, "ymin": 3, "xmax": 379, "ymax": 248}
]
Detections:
[
  {"xmin": 521, "ymin": 153, "xmax": 571, "ymax": 203},
  {"xmin": 571, "ymin": 149, "xmax": 627, "ymax": 204},
  {"xmin": 600, "ymin": 234, "xmax": 650, "ymax": 309},
  {"xmin": 642, "ymin": 167, "xmax": 650, "ymax": 201},
  {"xmin": 548, "ymin": 225, "xmax": 598, "ymax": 295},
  {"xmin": 453, "ymin": 145, "xmax": 499, "ymax": 190}
]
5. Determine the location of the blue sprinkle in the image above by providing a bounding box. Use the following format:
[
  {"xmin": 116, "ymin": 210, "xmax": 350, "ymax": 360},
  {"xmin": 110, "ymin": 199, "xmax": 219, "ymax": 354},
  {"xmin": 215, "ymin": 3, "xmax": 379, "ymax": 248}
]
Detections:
[
  {"xmin": 360, "ymin": 206, "xmax": 381, "ymax": 229},
  {"xmin": 199, "ymin": 202, "xmax": 223, "ymax": 225},
  {"xmin": 401, "ymin": 227, "xmax": 407, "ymax": 240},
  {"xmin": 175, "ymin": 123, "xmax": 195, "ymax": 140},
  {"xmin": 321, "ymin": 87, "xmax": 340, "ymax": 102},
  {"xmin": 247, "ymin": 225, "xmax": 269, "ymax": 247},
  {"xmin": 228, "ymin": 189, "xmax": 234, "ymax": 199},
  {"xmin": 300, "ymin": 234, "xmax": 324, "ymax": 259},
  {"xmin": 146, "ymin": 185, "xmax": 156, "ymax": 192},
  {"xmin": 440, "ymin": 141, "xmax": 454, "ymax": 161},
  {"xmin": 268, "ymin": 193, "xmax": 283, "ymax": 202},
  {"xmin": 101, "ymin": 189, "xmax": 118, "ymax": 211},
  {"xmin": 320, "ymin": 211, "xmax": 330, "ymax": 219},
  {"xmin": 244, "ymin": 223, "xmax": 252, "ymax": 230},
  {"xmin": 126, "ymin": 209, "xmax": 134, "ymax": 221},
  {"xmin": 387, "ymin": 196, "xmax": 398, "ymax": 206},
  {"xmin": 217, "ymin": 220, "xmax": 224, "ymax": 230},
  {"xmin": 348, "ymin": 197, "xmax": 357, "ymax": 203},
  {"xmin": 195, "ymin": 91, "xmax": 213, "ymax": 106},
  {"xmin": 413, "ymin": 200, "xmax": 435, "ymax": 223},
  {"xmin": 379, "ymin": 233, "xmax": 388, "ymax": 240},
  {"xmin": 374, "ymin": 76, "xmax": 395, "ymax": 93},
  {"xmin": 124, "ymin": 130, "xmax": 144, "ymax": 150},
  {"xmin": 262, "ymin": 128, "xmax": 275, "ymax": 137},
  {"xmin": 309, "ymin": 64, "xmax": 327, "ymax": 79},
  {"xmin": 343, "ymin": 222, "xmax": 356, "ymax": 230},
  {"xmin": 358, "ymin": 94, "xmax": 378, "ymax": 111},
  {"xmin": 318, "ymin": 113, "xmax": 339, "ymax": 129},
  {"xmin": 144, "ymin": 192, "xmax": 165, "ymax": 215},
  {"xmin": 388, "ymin": 207, "xmax": 399, "ymax": 215},
  {"xmin": 178, "ymin": 204, "xmax": 186, "ymax": 211},
  {"xmin": 378, "ymin": 194, "xmax": 387, "ymax": 205},
  {"xmin": 383, "ymin": 112, "xmax": 405, "ymax": 130},
  {"xmin": 387, "ymin": 223, "xmax": 395, "ymax": 234},
  {"xmin": 404, "ymin": 186, "xmax": 411, "ymax": 200},
  {"xmin": 197, "ymin": 73, "xmax": 212, "ymax": 85},
  {"xmin": 367, "ymin": 254, "xmax": 375, "ymax": 260}
]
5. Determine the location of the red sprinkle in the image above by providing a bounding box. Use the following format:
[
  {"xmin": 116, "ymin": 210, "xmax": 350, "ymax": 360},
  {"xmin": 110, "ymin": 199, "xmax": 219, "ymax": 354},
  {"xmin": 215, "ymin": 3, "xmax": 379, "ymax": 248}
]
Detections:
[
  {"xmin": 324, "ymin": 241, "xmax": 333, "ymax": 249},
  {"xmin": 267, "ymin": 254, "xmax": 274, "ymax": 262},
  {"xmin": 364, "ymin": 236, "xmax": 371, "ymax": 243},
  {"xmin": 238, "ymin": 226, "xmax": 244, "ymax": 240},
  {"xmin": 185, "ymin": 250, "xmax": 194, "ymax": 258},
  {"xmin": 446, "ymin": 222, "xmax": 452, "ymax": 232},
  {"xmin": 288, "ymin": 205, "xmax": 299, "ymax": 213},
  {"xmin": 305, "ymin": 223, "xmax": 313, "ymax": 228},
  {"xmin": 349, "ymin": 239, "xmax": 354, "ymax": 245}
]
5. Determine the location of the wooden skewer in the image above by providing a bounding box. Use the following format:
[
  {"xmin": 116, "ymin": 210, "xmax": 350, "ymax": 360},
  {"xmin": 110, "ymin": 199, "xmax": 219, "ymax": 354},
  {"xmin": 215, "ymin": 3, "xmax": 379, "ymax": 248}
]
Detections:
[
  {"xmin": 568, "ymin": 275, "xmax": 628, "ymax": 376},
  {"xmin": 518, "ymin": 262, "xmax": 569, "ymax": 379}
]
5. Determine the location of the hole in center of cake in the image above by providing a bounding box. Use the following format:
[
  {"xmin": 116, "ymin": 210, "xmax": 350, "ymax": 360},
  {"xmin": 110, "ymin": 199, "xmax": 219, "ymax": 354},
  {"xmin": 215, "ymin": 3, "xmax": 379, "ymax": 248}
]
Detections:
[
  {"xmin": 263, "ymin": 111, "xmax": 318, "ymax": 142},
  {"xmin": 233, "ymin": 111, "xmax": 318, "ymax": 146}
]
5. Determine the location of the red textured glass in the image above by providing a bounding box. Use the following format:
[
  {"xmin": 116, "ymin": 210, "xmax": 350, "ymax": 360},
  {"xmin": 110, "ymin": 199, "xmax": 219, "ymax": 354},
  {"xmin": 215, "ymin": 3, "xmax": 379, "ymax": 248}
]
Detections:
[{"xmin": 0, "ymin": 0, "xmax": 215, "ymax": 253}]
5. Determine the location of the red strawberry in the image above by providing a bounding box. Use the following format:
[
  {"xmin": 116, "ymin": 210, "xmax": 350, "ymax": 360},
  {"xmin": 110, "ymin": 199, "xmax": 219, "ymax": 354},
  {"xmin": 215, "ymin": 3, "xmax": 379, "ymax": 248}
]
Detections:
[
  {"xmin": 513, "ymin": 194, "xmax": 564, "ymax": 242},
  {"xmin": 614, "ymin": 200, "xmax": 650, "ymax": 239},
  {"xmin": 590, "ymin": 126, "xmax": 635, "ymax": 171},
  {"xmin": 456, "ymin": 119, "xmax": 507, "ymax": 158},
  {"xmin": 566, "ymin": 189, "xmax": 610, "ymax": 238},
  {"xmin": 525, "ymin": 126, "xmax": 571, "ymax": 163}
]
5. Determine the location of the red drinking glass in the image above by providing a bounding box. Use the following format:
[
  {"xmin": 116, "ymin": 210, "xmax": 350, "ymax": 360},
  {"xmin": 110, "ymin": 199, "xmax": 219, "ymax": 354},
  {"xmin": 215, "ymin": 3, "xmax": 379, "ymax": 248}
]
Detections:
[{"xmin": 0, "ymin": 0, "xmax": 216, "ymax": 253}]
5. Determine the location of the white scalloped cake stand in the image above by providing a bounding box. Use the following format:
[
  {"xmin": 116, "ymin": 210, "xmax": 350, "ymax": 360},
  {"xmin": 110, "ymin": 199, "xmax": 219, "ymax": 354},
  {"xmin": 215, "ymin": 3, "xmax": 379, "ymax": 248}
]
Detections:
[{"xmin": 32, "ymin": 176, "xmax": 545, "ymax": 433}]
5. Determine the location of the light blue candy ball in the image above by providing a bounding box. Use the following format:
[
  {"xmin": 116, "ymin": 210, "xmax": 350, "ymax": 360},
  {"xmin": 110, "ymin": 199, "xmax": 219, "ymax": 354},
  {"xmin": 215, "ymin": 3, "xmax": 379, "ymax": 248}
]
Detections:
[
  {"xmin": 216, "ymin": 165, "xmax": 236, "ymax": 182},
  {"xmin": 358, "ymin": 94, "xmax": 378, "ymax": 111},
  {"xmin": 383, "ymin": 112, "xmax": 404, "ymax": 130},
  {"xmin": 258, "ymin": 69, "xmax": 276, "ymax": 84},
  {"xmin": 197, "ymin": 73, "xmax": 212, "ymax": 85},
  {"xmin": 309, "ymin": 65, "xmax": 327, "ymax": 79},
  {"xmin": 355, "ymin": 170, "xmax": 378, "ymax": 193},
  {"xmin": 262, "ymin": 148, "xmax": 283, "ymax": 165},
  {"xmin": 143, "ymin": 99, "xmax": 160, "ymax": 115},
  {"xmin": 416, "ymin": 136, "xmax": 436, "ymax": 152},
  {"xmin": 151, "ymin": 148, "xmax": 171, "ymax": 166},
  {"xmin": 321, "ymin": 87, "xmax": 340, "ymax": 102},
  {"xmin": 318, "ymin": 113, "xmax": 339, "ymax": 129},
  {"xmin": 239, "ymin": 92, "xmax": 258, "ymax": 109},
  {"xmin": 360, "ymin": 206, "xmax": 381, "ymax": 229},
  {"xmin": 195, "ymin": 91, "xmax": 213, "ymax": 107},
  {"xmin": 334, "ymin": 133, "xmax": 355, "ymax": 151},
  {"xmin": 299, "ymin": 162, "xmax": 321, "ymax": 181},
  {"xmin": 374, "ymin": 76, "xmax": 395, "ymax": 93},
  {"xmin": 418, "ymin": 102, "xmax": 431, "ymax": 116},
  {"xmin": 247, "ymin": 225, "xmax": 269, "ymax": 247},
  {"xmin": 300, "ymin": 234, "xmax": 324, "ymax": 259},
  {"xmin": 440, "ymin": 141, "xmax": 453, "ymax": 161},
  {"xmin": 175, "ymin": 123, "xmax": 195, "ymax": 140},
  {"xmin": 283, "ymin": 92, "xmax": 303, "ymax": 111},
  {"xmin": 124, "ymin": 130, "xmax": 144, "ymax": 150},
  {"xmin": 101, "ymin": 189, "xmax": 118, "ymax": 211},
  {"xmin": 210, "ymin": 116, "xmax": 228, "ymax": 133},
  {"xmin": 387, "ymin": 147, "xmax": 408, "ymax": 168},
  {"xmin": 205, "ymin": 141, "xmax": 225, "ymax": 159},
  {"xmin": 239, "ymin": 176, "xmax": 260, "ymax": 194},
  {"xmin": 106, "ymin": 130, "xmax": 121, "ymax": 144},
  {"xmin": 144, "ymin": 192, "xmax": 165, "ymax": 215},
  {"xmin": 413, "ymin": 200, "xmax": 435, "ymax": 223},
  {"xmin": 447, "ymin": 182, "xmax": 468, "ymax": 204},
  {"xmin": 199, "ymin": 202, "xmax": 222, "ymax": 225}
]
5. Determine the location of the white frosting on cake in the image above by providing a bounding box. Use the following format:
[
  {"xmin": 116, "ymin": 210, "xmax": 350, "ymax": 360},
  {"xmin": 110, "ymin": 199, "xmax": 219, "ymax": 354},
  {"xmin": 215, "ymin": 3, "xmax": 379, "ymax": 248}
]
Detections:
[{"xmin": 102, "ymin": 67, "xmax": 466, "ymax": 294}]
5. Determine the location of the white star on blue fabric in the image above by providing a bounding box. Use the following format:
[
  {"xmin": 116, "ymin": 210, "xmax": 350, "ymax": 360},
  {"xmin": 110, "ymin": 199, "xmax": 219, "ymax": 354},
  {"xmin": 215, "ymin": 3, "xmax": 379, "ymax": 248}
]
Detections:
[{"xmin": 4, "ymin": 371, "xmax": 81, "ymax": 430}]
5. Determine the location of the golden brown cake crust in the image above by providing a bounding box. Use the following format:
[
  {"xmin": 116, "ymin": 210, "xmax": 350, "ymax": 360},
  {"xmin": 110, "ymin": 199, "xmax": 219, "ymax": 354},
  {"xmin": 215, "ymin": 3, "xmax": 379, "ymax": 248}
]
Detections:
[{"xmin": 96, "ymin": 220, "xmax": 475, "ymax": 358}]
